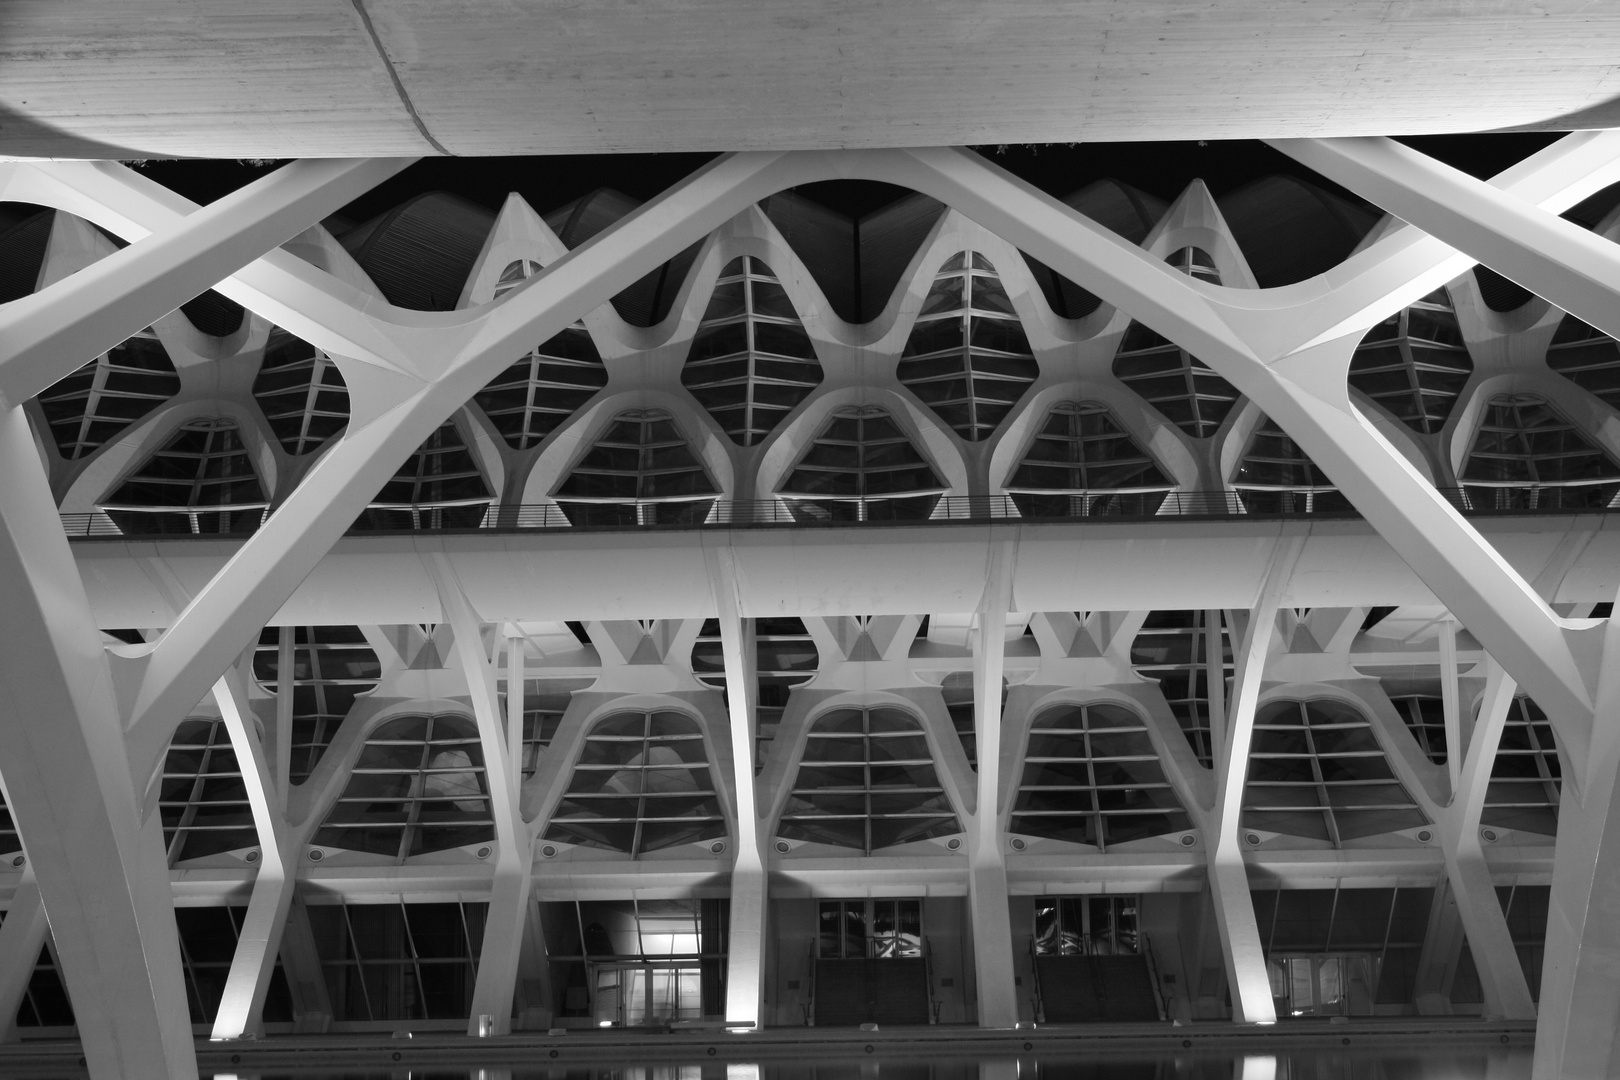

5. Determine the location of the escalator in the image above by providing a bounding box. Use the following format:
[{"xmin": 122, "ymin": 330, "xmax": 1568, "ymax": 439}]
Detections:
[
  {"xmin": 813, "ymin": 958, "xmax": 930, "ymax": 1026},
  {"xmin": 1034, "ymin": 954, "xmax": 1160, "ymax": 1022}
]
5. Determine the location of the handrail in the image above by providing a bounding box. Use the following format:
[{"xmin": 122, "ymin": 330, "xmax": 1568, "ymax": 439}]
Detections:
[
  {"xmin": 58, "ymin": 484, "xmax": 1620, "ymax": 540},
  {"xmin": 806, "ymin": 941, "xmax": 817, "ymax": 1027},
  {"xmin": 923, "ymin": 937, "xmax": 940, "ymax": 1024},
  {"xmin": 1028, "ymin": 937, "xmax": 1045, "ymax": 1024},
  {"xmin": 1140, "ymin": 934, "xmax": 1169, "ymax": 1022}
]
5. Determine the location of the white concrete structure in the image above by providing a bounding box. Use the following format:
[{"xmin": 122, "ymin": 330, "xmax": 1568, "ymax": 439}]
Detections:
[{"xmin": 2, "ymin": 136, "xmax": 1620, "ymax": 1080}]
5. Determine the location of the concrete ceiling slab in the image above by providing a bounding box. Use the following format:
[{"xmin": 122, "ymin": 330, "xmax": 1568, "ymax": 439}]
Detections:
[{"xmin": 4, "ymin": 1, "xmax": 1620, "ymax": 159}]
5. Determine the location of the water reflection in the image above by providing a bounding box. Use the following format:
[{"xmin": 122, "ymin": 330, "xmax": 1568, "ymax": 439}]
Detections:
[{"xmin": 201, "ymin": 1046, "xmax": 1532, "ymax": 1080}]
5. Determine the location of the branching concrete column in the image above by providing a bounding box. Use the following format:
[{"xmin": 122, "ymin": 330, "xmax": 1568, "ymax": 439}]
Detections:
[
  {"xmin": 210, "ymin": 668, "xmax": 300, "ymax": 1040},
  {"xmin": 1207, "ymin": 537, "xmax": 1302, "ymax": 1024},
  {"xmin": 705, "ymin": 544, "xmax": 767, "ymax": 1027},
  {"xmin": 0, "ymin": 863, "xmax": 48, "ymax": 1043},
  {"xmin": 432, "ymin": 555, "xmax": 533, "ymax": 1037},
  {"xmin": 1535, "ymin": 609, "xmax": 1620, "ymax": 1080},
  {"xmin": 0, "ymin": 407, "xmax": 195, "ymax": 1080},
  {"xmin": 1436, "ymin": 657, "xmax": 1535, "ymax": 1020},
  {"xmin": 967, "ymin": 538, "xmax": 1019, "ymax": 1028}
]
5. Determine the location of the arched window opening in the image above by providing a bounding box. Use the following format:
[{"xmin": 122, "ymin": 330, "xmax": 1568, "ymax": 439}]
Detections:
[
  {"xmin": 683, "ymin": 256, "xmax": 823, "ymax": 445},
  {"xmin": 252, "ymin": 625, "xmax": 382, "ymax": 784},
  {"xmin": 37, "ymin": 329, "xmax": 180, "ymax": 460},
  {"xmin": 1005, "ymin": 401, "xmax": 1173, "ymax": 517},
  {"xmin": 1347, "ymin": 290, "xmax": 1472, "ymax": 435},
  {"xmin": 1011, "ymin": 702, "xmax": 1191, "ymax": 850},
  {"xmin": 554, "ymin": 409, "xmax": 718, "ymax": 526},
  {"xmin": 101, "ymin": 418, "xmax": 267, "ymax": 535},
  {"xmin": 253, "ymin": 330, "xmax": 349, "ymax": 455},
  {"xmin": 1482, "ymin": 696, "xmax": 1561, "ymax": 837},
  {"xmin": 779, "ymin": 406, "xmax": 945, "ymax": 521},
  {"xmin": 1129, "ymin": 610, "xmax": 1232, "ymax": 767},
  {"xmin": 1111, "ymin": 250, "xmax": 1239, "ymax": 439},
  {"xmin": 779, "ymin": 707, "xmax": 960, "ymax": 853},
  {"xmin": 1232, "ymin": 416, "xmax": 1353, "ymax": 514},
  {"xmin": 1243, "ymin": 699, "xmax": 1430, "ymax": 846},
  {"xmin": 899, "ymin": 252, "xmax": 1038, "ymax": 441},
  {"xmin": 545, "ymin": 710, "xmax": 725, "ymax": 856},
  {"xmin": 314, "ymin": 714, "xmax": 494, "ymax": 861},
  {"xmin": 356, "ymin": 420, "xmax": 493, "ymax": 530},
  {"xmin": 1547, "ymin": 314, "xmax": 1620, "ymax": 412},
  {"xmin": 159, "ymin": 718, "xmax": 258, "ymax": 864},
  {"xmin": 1462, "ymin": 393, "xmax": 1620, "ymax": 510},
  {"xmin": 476, "ymin": 260, "xmax": 609, "ymax": 451},
  {"xmin": 307, "ymin": 899, "xmax": 486, "ymax": 1021}
]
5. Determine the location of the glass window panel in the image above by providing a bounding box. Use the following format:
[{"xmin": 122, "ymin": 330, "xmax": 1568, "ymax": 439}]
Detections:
[
  {"xmin": 779, "ymin": 706, "xmax": 961, "ymax": 853},
  {"xmin": 1012, "ymin": 702, "xmax": 1190, "ymax": 851}
]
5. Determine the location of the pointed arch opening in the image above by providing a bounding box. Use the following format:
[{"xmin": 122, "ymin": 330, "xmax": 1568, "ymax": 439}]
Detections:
[
  {"xmin": 100, "ymin": 417, "xmax": 266, "ymax": 534},
  {"xmin": 683, "ymin": 256, "xmax": 822, "ymax": 445},
  {"xmin": 898, "ymin": 252, "xmax": 1038, "ymax": 441},
  {"xmin": 778, "ymin": 405, "xmax": 945, "ymax": 521}
]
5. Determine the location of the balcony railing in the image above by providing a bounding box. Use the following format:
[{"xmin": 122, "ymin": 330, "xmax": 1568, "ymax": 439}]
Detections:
[{"xmin": 57, "ymin": 484, "xmax": 1620, "ymax": 540}]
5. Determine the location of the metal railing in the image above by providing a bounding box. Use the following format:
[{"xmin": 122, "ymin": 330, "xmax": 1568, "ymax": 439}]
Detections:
[{"xmin": 58, "ymin": 484, "xmax": 1620, "ymax": 540}]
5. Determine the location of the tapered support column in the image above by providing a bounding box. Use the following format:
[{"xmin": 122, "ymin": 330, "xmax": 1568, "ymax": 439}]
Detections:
[
  {"xmin": 0, "ymin": 866, "xmax": 48, "ymax": 1042},
  {"xmin": 0, "ymin": 407, "xmax": 195, "ymax": 1080},
  {"xmin": 1206, "ymin": 539, "xmax": 1300, "ymax": 1024},
  {"xmin": 966, "ymin": 540, "xmax": 1019, "ymax": 1029},
  {"xmin": 706, "ymin": 545, "xmax": 767, "ymax": 1027},
  {"xmin": 1439, "ymin": 659, "xmax": 1535, "ymax": 1021},
  {"xmin": 210, "ymin": 671, "xmax": 298, "ymax": 1040},
  {"xmin": 432, "ymin": 556, "xmax": 533, "ymax": 1037},
  {"xmin": 1534, "ymin": 612, "xmax": 1620, "ymax": 1079}
]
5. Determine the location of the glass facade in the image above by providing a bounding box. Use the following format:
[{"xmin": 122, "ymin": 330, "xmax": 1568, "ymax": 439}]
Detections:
[
  {"xmin": 253, "ymin": 330, "xmax": 350, "ymax": 455},
  {"xmin": 1011, "ymin": 702, "xmax": 1191, "ymax": 849},
  {"xmin": 1232, "ymin": 417, "xmax": 1353, "ymax": 514},
  {"xmin": 555, "ymin": 409, "xmax": 718, "ymax": 526},
  {"xmin": 1347, "ymin": 290, "xmax": 1473, "ymax": 434},
  {"xmin": 1006, "ymin": 401, "xmax": 1173, "ymax": 517},
  {"xmin": 307, "ymin": 900, "xmax": 486, "ymax": 1022},
  {"xmin": 314, "ymin": 714, "xmax": 495, "ymax": 861},
  {"xmin": 779, "ymin": 406, "xmax": 944, "ymax": 520},
  {"xmin": 1547, "ymin": 314, "xmax": 1620, "ymax": 411},
  {"xmin": 1462, "ymin": 393, "xmax": 1620, "ymax": 509},
  {"xmin": 1252, "ymin": 886, "xmax": 1435, "ymax": 1014},
  {"xmin": 252, "ymin": 625, "xmax": 381, "ymax": 784},
  {"xmin": 541, "ymin": 898, "xmax": 728, "ymax": 1025},
  {"xmin": 159, "ymin": 718, "xmax": 259, "ymax": 864},
  {"xmin": 1243, "ymin": 698, "xmax": 1430, "ymax": 844},
  {"xmin": 102, "ymin": 417, "xmax": 266, "ymax": 534},
  {"xmin": 899, "ymin": 252, "xmax": 1038, "ymax": 441},
  {"xmin": 779, "ymin": 707, "xmax": 960, "ymax": 852},
  {"xmin": 1034, "ymin": 896, "xmax": 1139, "ymax": 956},
  {"xmin": 37, "ymin": 329, "xmax": 180, "ymax": 460},
  {"xmin": 358, "ymin": 420, "xmax": 493, "ymax": 529},
  {"xmin": 1130, "ymin": 610, "xmax": 1233, "ymax": 768},
  {"xmin": 1111, "ymin": 248, "xmax": 1239, "ymax": 438},
  {"xmin": 683, "ymin": 256, "xmax": 822, "ymax": 445},
  {"xmin": 544, "ymin": 710, "xmax": 725, "ymax": 856},
  {"xmin": 818, "ymin": 899, "xmax": 923, "ymax": 959},
  {"xmin": 476, "ymin": 260, "xmax": 610, "ymax": 450}
]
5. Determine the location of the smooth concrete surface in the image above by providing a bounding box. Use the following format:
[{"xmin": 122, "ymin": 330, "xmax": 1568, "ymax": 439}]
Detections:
[
  {"xmin": 66, "ymin": 515, "xmax": 1620, "ymax": 628},
  {"xmin": 4, "ymin": 2, "xmax": 1620, "ymax": 158}
]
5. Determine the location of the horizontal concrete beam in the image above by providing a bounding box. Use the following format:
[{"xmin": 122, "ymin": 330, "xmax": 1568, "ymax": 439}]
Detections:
[{"xmin": 73, "ymin": 518, "xmax": 1620, "ymax": 628}]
